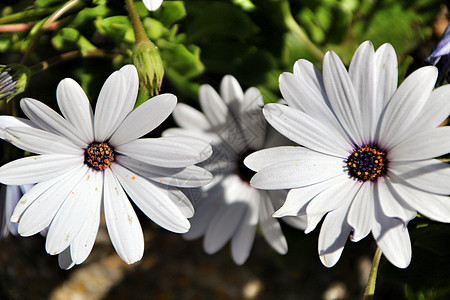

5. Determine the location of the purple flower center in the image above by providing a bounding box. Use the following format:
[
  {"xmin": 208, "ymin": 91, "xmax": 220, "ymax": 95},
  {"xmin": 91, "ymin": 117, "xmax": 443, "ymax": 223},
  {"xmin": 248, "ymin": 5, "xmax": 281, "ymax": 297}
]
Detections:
[
  {"xmin": 346, "ymin": 145, "xmax": 388, "ymax": 182},
  {"xmin": 85, "ymin": 142, "xmax": 115, "ymax": 171}
]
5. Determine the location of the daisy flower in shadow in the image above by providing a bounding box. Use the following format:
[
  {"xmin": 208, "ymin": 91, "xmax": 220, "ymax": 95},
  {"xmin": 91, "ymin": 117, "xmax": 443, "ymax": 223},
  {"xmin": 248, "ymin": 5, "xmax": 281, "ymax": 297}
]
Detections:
[
  {"xmin": 245, "ymin": 41, "xmax": 450, "ymax": 268},
  {"xmin": 0, "ymin": 65, "xmax": 213, "ymax": 269},
  {"xmin": 163, "ymin": 75, "xmax": 307, "ymax": 265}
]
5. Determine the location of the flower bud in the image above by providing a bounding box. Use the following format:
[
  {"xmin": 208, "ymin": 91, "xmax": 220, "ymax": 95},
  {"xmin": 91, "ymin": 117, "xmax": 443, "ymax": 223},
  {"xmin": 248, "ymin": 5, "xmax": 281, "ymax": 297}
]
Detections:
[{"xmin": 132, "ymin": 40, "xmax": 164, "ymax": 95}]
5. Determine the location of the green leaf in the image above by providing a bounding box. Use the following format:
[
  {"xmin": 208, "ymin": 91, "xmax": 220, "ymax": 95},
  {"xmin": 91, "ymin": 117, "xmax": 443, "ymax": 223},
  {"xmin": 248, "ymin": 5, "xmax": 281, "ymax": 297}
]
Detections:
[{"xmin": 51, "ymin": 27, "xmax": 97, "ymax": 55}]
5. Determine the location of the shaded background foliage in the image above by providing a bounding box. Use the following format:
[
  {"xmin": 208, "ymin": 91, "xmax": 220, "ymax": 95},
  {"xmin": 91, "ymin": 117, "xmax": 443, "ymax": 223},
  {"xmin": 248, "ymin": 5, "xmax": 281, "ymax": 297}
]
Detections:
[{"xmin": 0, "ymin": 0, "xmax": 450, "ymax": 299}]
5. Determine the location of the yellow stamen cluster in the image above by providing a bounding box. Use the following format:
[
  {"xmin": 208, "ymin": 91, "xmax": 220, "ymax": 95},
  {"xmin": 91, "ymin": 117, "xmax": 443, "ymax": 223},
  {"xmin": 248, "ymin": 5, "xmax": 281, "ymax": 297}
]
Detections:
[
  {"xmin": 346, "ymin": 145, "xmax": 388, "ymax": 182},
  {"xmin": 85, "ymin": 142, "xmax": 115, "ymax": 171}
]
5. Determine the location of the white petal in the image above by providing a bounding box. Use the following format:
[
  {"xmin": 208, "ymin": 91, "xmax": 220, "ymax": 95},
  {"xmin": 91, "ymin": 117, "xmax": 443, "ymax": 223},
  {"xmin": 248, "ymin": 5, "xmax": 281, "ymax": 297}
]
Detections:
[
  {"xmin": 376, "ymin": 66, "xmax": 438, "ymax": 147},
  {"xmin": 4, "ymin": 185, "xmax": 21, "ymax": 235},
  {"xmin": 11, "ymin": 172, "xmax": 73, "ymax": 223},
  {"xmin": 240, "ymin": 87, "xmax": 266, "ymax": 150},
  {"xmin": 318, "ymin": 206, "xmax": 351, "ymax": 267},
  {"xmin": 111, "ymin": 163, "xmax": 190, "ymax": 233},
  {"xmin": 58, "ymin": 247, "xmax": 75, "ymax": 270},
  {"xmin": 115, "ymin": 137, "xmax": 212, "ymax": 168},
  {"xmin": 154, "ymin": 182, "xmax": 195, "ymax": 218},
  {"xmin": 259, "ymin": 192, "xmax": 288, "ymax": 254},
  {"xmin": 413, "ymin": 84, "xmax": 450, "ymax": 130},
  {"xmin": 120, "ymin": 64, "xmax": 139, "ymax": 107},
  {"xmin": 0, "ymin": 154, "xmax": 83, "ymax": 185},
  {"xmin": 347, "ymin": 183, "xmax": 373, "ymax": 242},
  {"xmin": 388, "ymin": 127, "xmax": 450, "ymax": 161},
  {"xmin": 104, "ymin": 168, "xmax": 144, "ymax": 264},
  {"xmin": 70, "ymin": 188, "xmax": 102, "ymax": 265},
  {"xmin": 245, "ymin": 146, "xmax": 325, "ymax": 172},
  {"xmin": 375, "ymin": 177, "xmax": 416, "ymax": 225},
  {"xmin": 18, "ymin": 165, "xmax": 88, "ymax": 237},
  {"xmin": 4, "ymin": 126, "xmax": 82, "ymax": 155},
  {"xmin": 390, "ymin": 159, "xmax": 450, "ymax": 195},
  {"xmin": 172, "ymin": 103, "xmax": 211, "ymax": 130},
  {"xmin": 231, "ymin": 190, "xmax": 260, "ymax": 265},
  {"xmin": 93, "ymin": 70, "xmax": 129, "ymax": 141},
  {"xmin": 0, "ymin": 116, "xmax": 36, "ymax": 140},
  {"xmin": 199, "ymin": 84, "xmax": 231, "ymax": 128},
  {"xmin": 323, "ymin": 50, "xmax": 363, "ymax": 145},
  {"xmin": 109, "ymin": 94, "xmax": 177, "ymax": 146},
  {"xmin": 388, "ymin": 173, "xmax": 450, "ymax": 223},
  {"xmin": 349, "ymin": 41, "xmax": 376, "ymax": 140},
  {"xmin": 273, "ymin": 175, "xmax": 348, "ymax": 217},
  {"xmin": 45, "ymin": 168, "xmax": 102, "ymax": 255},
  {"xmin": 20, "ymin": 98, "xmax": 87, "ymax": 147},
  {"xmin": 56, "ymin": 78, "xmax": 94, "ymax": 144},
  {"xmin": 115, "ymin": 155, "xmax": 212, "ymax": 188},
  {"xmin": 372, "ymin": 201, "xmax": 411, "ymax": 268},
  {"xmin": 263, "ymin": 103, "xmax": 350, "ymax": 157},
  {"xmin": 142, "ymin": 0, "xmax": 163, "ymax": 11},
  {"xmin": 374, "ymin": 43, "xmax": 398, "ymax": 108},
  {"xmin": 306, "ymin": 177, "xmax": 360, "ymax": 216},
  {"xmin": 250, "ymin": 158, "xmax": 345, "ymax": 190},
  {"xmin": 220, "ymin": 75, "xmax": 244, "ymax": 115}
]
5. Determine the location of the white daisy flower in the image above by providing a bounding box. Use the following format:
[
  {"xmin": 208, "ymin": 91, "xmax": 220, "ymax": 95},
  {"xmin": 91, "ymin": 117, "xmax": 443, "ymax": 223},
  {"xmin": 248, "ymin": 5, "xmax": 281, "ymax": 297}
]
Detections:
[
  {"xmin": 245, "ymin": 41, "xmax": 450, "ymax": 269},
  {"xmin": 0, "ymin": 65, "xmax": 213, "ymax": 268},
  {"xmin": 143, "ymin": 0, "xmax": 163, "ymax": 11},
  {"xmin": 163, "ymin": 75, "xmax": 307, "ymax": 265}
]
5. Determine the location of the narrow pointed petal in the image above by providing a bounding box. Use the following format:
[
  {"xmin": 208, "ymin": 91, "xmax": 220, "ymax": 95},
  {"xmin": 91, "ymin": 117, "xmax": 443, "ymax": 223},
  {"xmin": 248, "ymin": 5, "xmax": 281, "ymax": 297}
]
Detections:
[
  {"xmin": 375, "ymin": 177, "xmax": 416, "ymax": 225},
  {"xmin": 374, "ymin": 43, "xmax": 398, "ymax": 107},
  {"xmin": 376, "ymin": 66, "xmax": 438, "ymax": 147},
  {"xmin": 18, "ymin": 166, "xmax": 88, "ymax": 237},
  {"xmin": 273, "ymin": 175, "xmax": 347, "ymax": 217},
  {"xmin": 109, "ymin": 94, "xmax": 177, "ymax": 146},
  {"xmin": 245, "ymin": 146, "xmax": 325, "ymax": 172},
  {"xmin": 115, "ymin": 155, "xmax": 212, "ymax": 188},
  {"xmin": 372, "ymin": 201, "xmax": 411, "ymax": 268},
  {"xmin": 56, "ymin": 78, "xmax": 94, "ymax": 144},
  {"xmin": 104, "ymin": 168, "xmax": 144, "ymax": 264},
  {"xmin": 220, "ymin": 75, "xmax": 244, "ymax": 115},
  {"xmin": 20, "ymin": 98, "xmax": 87, "ymax": 147},
  {"xmin": 347, "ymin": 183, "xmax": 373, "ymax": 242},
  {"xmin": 388, "ymin": 173, "xmax": 450, "ymax": 223},
  {"xmin": 93, "ymin": 70, "xmax": 128, "ymax": 141},
  {"xmin": 0, "ymin": 154, "xmax": 83, "ymax": 185},
  {"xmin": 390, "ymin": 159, "xmax": 450, "ymax": 195},
  {"xmin": 318, "ymin": 206, "xmax": 351, "ymax": 267},
  {"xmin": 46, "ymin": 169, "xmax": 102, "ymax": 255},
  {"xmin": 115, "ymin": 137, "xmax": 212, "ymax": 168},
  {"xmin": 389, "ymin": 127, "xmax": 450, "ymax": 161},
  {"xmin": 263, "ymin": 103, "xmax": 350, "ymax": 157},
  {"xmin": 58, "ymin": 247, "xmax": 75, "ymax": 270},
  {"xmin": 349, "ymin": 41, "xmax": 376, "ymax": 140},
  {"xmin": 231, "ymin": 191, "xmax": 259, "ymax": 265},
  {"xmin": 250, "ymin": 158, "xmax": 344, "ymax": 190},
  {"xmin": 111, "ymin": 163, "xmax": 190, "ymax": 233},
  {"xmin": 172, "ymin": 103, "xmax": 211, "ymax": 130},
  {"xmin": 4, "ymin": 126, "xmax": 82, "ymax": 155},
  {"xmin": 323, "ymin": 51, "xmax": 363, "ymax": 145},
  {"xmin": 0, "ymin": 116, "xmax": 36, "ymax": 139},
  {"xmin": 4, "ymin": 185, "xmax": 21, "ymax": 235},
  {"xmin": 70, "ymin": 190, "xmax": 102, "ymax": 265},
  {"xmin": 259, "ymin": 193, "xmax": 288, "ymax": 254}
]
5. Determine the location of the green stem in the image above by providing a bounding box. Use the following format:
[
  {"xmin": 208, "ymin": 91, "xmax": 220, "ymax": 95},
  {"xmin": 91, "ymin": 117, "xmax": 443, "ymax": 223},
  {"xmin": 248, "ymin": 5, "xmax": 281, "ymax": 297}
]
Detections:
[
  {"xmin": 0, "ymin": 8, "xmax": 55, "ymax": 25},
  {"xmin": 29, "ymin": 49, "xmax": 109, "ymax": 75},
  {"xmin": 363, "ymin": 247, "xmax": 383, "ymax": 300},
  {"xmin": 280, "ymin": 0, "xmax": 324, "ymax": 61},
  {"xmin": 125, "ymin": 0, "xmax": 151, "ymax": 43},
  {"xmin": 21, "ymin": 0, "xmax": 80, "ymax": 65}
]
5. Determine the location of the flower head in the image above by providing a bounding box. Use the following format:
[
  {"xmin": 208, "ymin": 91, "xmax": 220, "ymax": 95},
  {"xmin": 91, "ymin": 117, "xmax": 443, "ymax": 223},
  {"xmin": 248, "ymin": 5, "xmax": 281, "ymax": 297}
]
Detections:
[
  {"xmin": 143, "ymin": 0, "xmax": 163, "ymax": 11},
  {"xmin": 0, "ymin": 64, "xmax": 29, "ymax": 102},
  {"xmin": 164, "ymin": 75, "xmax": 306, "ymax": 265},
  {"xmin": 245, "ymin": 41, "xmax": 450, "ymax": 268},
  {"xmin": 0, "ymin": 65, "xmax": 213, "ymax": 269}
]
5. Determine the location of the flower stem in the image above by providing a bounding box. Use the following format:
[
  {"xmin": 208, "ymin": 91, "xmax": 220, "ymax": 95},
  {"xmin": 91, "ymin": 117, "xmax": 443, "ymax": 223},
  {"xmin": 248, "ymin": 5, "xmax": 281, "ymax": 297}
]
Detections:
[
  {"xmin": 29, "ymin": 49, "xmax": 109, "ymax": 75},
  {"xmin": 363, "ymin": 247, "xmax": 382, "ymax": 300},
  {"xmin": 280, "ymin": 0, "xmax": 324, "ymax": 61},
  {"xmin": 21, "ymin": 0, "xmax": 80, "ymax": 65},
  {"xmin": 125, "ymin": 0, "xmax": 151, "ymax": 44}
]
